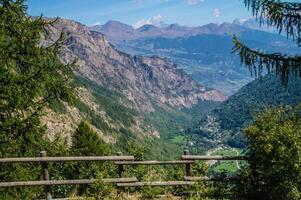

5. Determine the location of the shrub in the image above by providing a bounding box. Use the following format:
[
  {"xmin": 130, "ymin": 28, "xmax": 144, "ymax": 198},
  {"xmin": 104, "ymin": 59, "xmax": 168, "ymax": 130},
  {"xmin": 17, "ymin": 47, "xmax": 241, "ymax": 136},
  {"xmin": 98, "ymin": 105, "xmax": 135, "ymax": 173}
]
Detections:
[{"xmin": 238, "ymin": 106, "xmax": 301, "ymax": 200}]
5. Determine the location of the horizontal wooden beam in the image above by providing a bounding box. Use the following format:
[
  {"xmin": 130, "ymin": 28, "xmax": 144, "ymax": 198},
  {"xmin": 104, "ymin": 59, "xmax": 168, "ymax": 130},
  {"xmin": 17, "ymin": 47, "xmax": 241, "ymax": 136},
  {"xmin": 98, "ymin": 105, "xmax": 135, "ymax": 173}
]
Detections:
[
  {"xmin": 184, "ymin": 176, "xmax": 241, "ymax": 182},
  {"xmin": 115, "ymin": 160, "xmax": 195, "ymax": 165},
  {"xmin": 42, "ymin": 198, "xmax": 94, "ymax": 200},
  {"xmin": 104, "ymin": 177, "xmax": 138, "ymax": 183},
  {"xmin": 0, "ymin": 156, "xmax": 135, "ymax": 164},
  {"xmin": 181, "ymin": 155, "xmax": 247, "ymax": 161},
  {"xmin": 117, "ymin": 181, "xmax": 196, "ymax": 187},
  {"xmin": 0, "ymin": 177, "xmax": 138, "ymax": 188}
]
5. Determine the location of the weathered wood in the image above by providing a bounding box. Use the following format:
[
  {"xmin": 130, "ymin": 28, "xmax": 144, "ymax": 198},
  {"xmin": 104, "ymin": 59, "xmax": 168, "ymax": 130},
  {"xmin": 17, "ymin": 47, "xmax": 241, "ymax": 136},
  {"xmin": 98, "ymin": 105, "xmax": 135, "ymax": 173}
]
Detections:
[
  {"xmin": 42, "ymin": 198, "xmax": 94, "ymax": 200},
  {"xmin": 115, "ymin": 160, "xmax": 195, "ymax": 165},
  {"xmin": 181, "ymin": 155, "xmax": 247, "ymax": 161},
  {"xmin": 184, "ymin": 176, "xmax": 241, "ymax": 182},
  {"xmin": 117, "ymin": 152, "xmax": 124, "ymax": 178},
  {"xmin": 103, "ymin": 177, "xmax": 138, "ymax": 183},
  {"xmin": 40, "ymin": 151, "xmax": 52, "ymax": 200},
  {"xmin": 117, "ymin": 181, "xmax": 196, "ymax": 187},
  {"xmin": 0, "ymin": 151, "xmax": 247, "ymax": 192},
  {"xmin": 184, "ymin": 150, "xmax": 191, "ymax": 176},
  {"xmin": 0, "ymin": 156, "xmax": 135, "ymax": 163},
  {"xmin": 0, "ymin": 177, "xmax": 138, "ymax": 188}
]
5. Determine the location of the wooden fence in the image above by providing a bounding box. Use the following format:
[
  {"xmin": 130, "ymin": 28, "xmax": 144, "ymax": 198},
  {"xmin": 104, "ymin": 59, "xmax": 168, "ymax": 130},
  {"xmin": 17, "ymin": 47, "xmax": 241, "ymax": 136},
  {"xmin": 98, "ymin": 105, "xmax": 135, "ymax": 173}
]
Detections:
[{"xmin": 0, "ymin": 150, "xmax": 247, "ymax": 199}]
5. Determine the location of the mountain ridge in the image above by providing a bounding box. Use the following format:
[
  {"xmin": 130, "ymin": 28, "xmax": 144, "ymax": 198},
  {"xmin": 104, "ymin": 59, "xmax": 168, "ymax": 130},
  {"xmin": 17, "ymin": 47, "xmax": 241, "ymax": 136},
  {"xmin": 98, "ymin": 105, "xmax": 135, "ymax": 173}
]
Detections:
[
  {"xmin": 89, "ymin": 20, "xmax": 249, "ymax": 44},
  {"xmin": 40, "ymin": 18, "xmax": 226, "ymax": 156},
  {"xmin": 92, "ymin": 20, "xmax": 298, "ymax": 95},
  {"xmin": 49, "ymin": 19, "xmax": 226, "ymax": 111}
]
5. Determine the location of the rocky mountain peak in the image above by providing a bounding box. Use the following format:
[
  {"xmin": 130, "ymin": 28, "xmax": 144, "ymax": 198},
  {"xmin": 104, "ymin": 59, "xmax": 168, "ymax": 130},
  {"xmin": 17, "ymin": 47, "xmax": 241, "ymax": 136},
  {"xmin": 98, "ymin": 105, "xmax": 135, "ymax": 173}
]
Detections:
[
  {"xmin": 48, "ymin": 18, "xmax": 226, "ymax": 113},
  {"xmin": 90, "ymin": 20, "xmax": 254, "ymax": 43}
]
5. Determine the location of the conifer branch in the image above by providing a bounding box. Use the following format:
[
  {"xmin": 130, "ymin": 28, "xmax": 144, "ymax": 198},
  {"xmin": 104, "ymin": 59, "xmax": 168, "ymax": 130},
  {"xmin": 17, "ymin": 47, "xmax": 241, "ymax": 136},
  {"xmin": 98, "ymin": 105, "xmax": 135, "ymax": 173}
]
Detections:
[
  {"xmin": 244, "ymin": 0, "xmax": 301, "ymax": 43},
  {"xmin": 233, "ymin": 36, "xmax": 301, "ymax": 85}
]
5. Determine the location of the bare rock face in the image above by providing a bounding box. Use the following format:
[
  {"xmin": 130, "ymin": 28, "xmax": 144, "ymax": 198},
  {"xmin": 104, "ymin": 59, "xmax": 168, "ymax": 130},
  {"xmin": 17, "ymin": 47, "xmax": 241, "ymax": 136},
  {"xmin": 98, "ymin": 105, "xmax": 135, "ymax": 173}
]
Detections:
[{"xmin": 46, "ymin": 18, "xmax": 226, "ymax": 113}]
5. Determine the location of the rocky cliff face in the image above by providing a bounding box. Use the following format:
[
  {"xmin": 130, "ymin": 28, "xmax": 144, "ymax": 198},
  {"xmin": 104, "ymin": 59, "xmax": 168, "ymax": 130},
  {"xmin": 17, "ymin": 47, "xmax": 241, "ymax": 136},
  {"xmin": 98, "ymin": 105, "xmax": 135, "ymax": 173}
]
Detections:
[
  {"xmin": 46, "ymin": 19, "xmax": 226, "ymax": 113},
  {"xmin": 92, "ymin": 20, "xmax": 298, "ymax": 96}
]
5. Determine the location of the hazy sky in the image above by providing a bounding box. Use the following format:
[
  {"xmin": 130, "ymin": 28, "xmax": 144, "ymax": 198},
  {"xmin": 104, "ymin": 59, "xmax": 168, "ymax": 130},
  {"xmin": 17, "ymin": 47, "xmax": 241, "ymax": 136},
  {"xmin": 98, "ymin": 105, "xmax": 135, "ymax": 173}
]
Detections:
[{"xmin": 27, "ymin": 0, "xmax": 254, "ymax": 27}]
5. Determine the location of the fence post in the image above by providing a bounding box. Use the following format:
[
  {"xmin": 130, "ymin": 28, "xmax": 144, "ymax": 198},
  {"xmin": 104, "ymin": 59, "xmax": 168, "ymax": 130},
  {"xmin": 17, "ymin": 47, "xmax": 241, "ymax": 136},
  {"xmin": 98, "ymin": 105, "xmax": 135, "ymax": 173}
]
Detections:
[
  {"xmin": 40, "ymin": 151, "xmax": 52, "ymax": 200},
  {"xmin": 184, "ymin": 150, "xmax": 191, "ymax": 177},
  {"xmin": 117, "ymin": 152, "xmax": 124, "ymax": 178}
]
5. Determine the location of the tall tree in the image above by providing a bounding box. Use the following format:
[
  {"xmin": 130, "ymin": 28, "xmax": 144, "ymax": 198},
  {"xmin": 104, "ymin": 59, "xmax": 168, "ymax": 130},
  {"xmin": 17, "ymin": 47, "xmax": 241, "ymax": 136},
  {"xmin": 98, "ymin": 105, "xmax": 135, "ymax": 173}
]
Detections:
[
  {"xmin": 0, "ymin": 0, "xmax": 74, "ymax": 199},
  {"xmin": 233, "ymin": 0, "xmax": 301, "ymax": 85},
  {"xmin": 0, "ymin": 0, "xmax": 74, "ymax": 157}
]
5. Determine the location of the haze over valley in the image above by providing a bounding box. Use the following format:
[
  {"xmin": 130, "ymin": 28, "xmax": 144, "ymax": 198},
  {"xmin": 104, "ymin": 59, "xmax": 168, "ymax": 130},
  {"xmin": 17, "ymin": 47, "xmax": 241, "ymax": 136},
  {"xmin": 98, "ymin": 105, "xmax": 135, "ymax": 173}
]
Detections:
[{"xmin": 90, "ymin": 20, "xmax": 298, "ymax": 95}]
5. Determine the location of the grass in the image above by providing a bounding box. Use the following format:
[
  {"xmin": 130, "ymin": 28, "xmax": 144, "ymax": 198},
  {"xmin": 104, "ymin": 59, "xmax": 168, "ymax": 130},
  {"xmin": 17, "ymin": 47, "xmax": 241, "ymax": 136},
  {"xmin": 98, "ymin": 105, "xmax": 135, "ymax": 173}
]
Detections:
[
  {"xmin": 212, "ymin": 161, "xmax": 238, "ymax": 174},
  {"xmin": 211, "ymin": 149, "xmax": 242, "ymax": 157},
  {"xmin": 209, "ymin": 148, "xmax": 243, "ymax": 175},
  {"xmin": 170, "ymin": 135, "xmax": 187, "ymax": 144}
]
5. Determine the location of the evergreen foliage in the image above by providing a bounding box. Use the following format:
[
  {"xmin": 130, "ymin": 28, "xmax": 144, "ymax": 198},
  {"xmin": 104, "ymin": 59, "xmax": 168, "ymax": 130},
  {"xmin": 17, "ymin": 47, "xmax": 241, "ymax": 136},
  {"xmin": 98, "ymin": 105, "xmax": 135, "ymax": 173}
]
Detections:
[
  {"xmin": 0, "ymin": 0, "xmax": 74, "ymax": 199},
  {"xmin": 72, "ymin": 121, "xmax": 110, "ymax": 156},
  {"xmin": 74, "ymin": 76, "xmax": 137, "ymax": 129},
  {"xmin": 244, "ymin": 0, "xmax": 301, "ymax": 40},
  {"xmin": 68, "ymin": 121, "xmax": 117, "ymax": 198},
  {"xmin": 207, "ymin": 74, "xmax": 301, "ymax": 148},
  {"xmin": 233, "ymin": 0, "xmax": 301, "ymax": 85},
  {"xmin": 0, "ymin": 0, "xmax": 74, "ymax": 157},
  {"xmin": 238, "ymin": 107, "xmax": 301, "ymax": 199}
]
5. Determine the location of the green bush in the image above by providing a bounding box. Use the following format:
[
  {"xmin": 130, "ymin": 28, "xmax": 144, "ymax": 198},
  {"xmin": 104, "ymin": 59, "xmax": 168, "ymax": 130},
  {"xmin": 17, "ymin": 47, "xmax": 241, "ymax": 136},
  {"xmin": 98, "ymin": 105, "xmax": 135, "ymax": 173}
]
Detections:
[
  {"xmin": 238, "ymin": 106, "xmax": 301, "ymax": 200},
  {"xmin": 72, "ymin": 121, "xmax": 110, "ymax": 156}
]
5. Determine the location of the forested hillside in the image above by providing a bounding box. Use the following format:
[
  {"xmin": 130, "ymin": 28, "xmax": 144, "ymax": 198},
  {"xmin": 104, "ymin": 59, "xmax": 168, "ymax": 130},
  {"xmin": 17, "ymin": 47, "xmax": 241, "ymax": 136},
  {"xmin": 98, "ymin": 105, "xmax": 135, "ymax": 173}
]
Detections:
[{"xmin": 193, "ymin": 74, "xmax": 301, "ymax": 148}]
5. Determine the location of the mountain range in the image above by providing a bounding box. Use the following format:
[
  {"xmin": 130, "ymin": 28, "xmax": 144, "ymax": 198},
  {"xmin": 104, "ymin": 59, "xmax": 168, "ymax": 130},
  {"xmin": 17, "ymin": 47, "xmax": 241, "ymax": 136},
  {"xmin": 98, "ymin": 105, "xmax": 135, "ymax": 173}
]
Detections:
[
  {"xmin": 90, "ymin": 20, "xmax": 298, "ymax": 95},
  {"xmin": 40, "ymin": 18, "xmax": 301, "ymax": 156},
  {"xmin": 41, "ymin": 18, "xmax": 225, "ymax": 158},
  {"xmin": 233, "ymin": 18, "xmax": 279, "ymax": 34},
  {"xmin": 90, "ymin": 20, "xmax": 247, "ymax": 43}
]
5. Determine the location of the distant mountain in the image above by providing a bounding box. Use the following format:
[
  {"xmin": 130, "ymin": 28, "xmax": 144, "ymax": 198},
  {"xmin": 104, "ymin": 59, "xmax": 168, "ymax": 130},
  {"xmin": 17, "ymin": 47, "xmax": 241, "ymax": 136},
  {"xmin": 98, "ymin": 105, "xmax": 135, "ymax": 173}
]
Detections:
[
  {"xmin": 90, "ymin": 20, "xmax": 136, "ymax": 43},
  {"xmin": 193, "ymin": 74, "xmax": 301, "ymax": 148},
  {"xmin": 118, "ymin": 27, "xmax": 297, "ymax": 95},
  {"xmin": 233, "ymin": 18, "xmax": 278, "ymax": 34},
  {"xmin": 51, "ymin": 19, "xmax": 225, "ymax": 111},
  {"xmin": 91, "ymin": 21, "xmax": 298, "ymax": 95},
  {"xmin": 90, "ymin": 21, "xmax": 248, "ymax": 44},
  {"xmin": 42, "ymin": 19, "xmax": 225, "ymax": 157}
]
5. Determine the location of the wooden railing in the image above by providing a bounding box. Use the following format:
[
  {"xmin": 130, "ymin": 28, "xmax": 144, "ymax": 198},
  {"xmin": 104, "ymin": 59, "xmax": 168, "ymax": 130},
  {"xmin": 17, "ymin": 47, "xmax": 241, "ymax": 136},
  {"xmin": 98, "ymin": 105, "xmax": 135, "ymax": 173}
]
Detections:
[{"xmin": 0, "ymin": 150, "xmax": 247, "ymax": 199}]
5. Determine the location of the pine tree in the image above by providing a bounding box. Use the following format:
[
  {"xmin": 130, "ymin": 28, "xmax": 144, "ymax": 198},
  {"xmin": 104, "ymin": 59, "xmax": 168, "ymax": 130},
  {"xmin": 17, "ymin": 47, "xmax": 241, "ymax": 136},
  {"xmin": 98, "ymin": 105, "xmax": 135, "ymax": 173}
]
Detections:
[
  {"xmin": 72, "ymin": 121, "xmax": 110, "ymax": 156},
  {"xmin": 233, "ymin": 0, "xmax": 301, "ymax": 85},
  {"xmin": 0, "ymin": 0, "xmax": 74, "ymax": 199},
  {"xmin": 0, "ymin": 0, "xmax": 74, "ymax": 156}
]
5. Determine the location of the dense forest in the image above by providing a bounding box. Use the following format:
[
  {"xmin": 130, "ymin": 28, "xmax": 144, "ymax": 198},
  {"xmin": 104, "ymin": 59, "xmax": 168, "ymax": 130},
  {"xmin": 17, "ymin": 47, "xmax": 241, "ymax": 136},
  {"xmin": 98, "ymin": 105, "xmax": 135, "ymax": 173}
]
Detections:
[{"xmin": 193, "ymin": 74, "xmax": 301, "ymax": 148}]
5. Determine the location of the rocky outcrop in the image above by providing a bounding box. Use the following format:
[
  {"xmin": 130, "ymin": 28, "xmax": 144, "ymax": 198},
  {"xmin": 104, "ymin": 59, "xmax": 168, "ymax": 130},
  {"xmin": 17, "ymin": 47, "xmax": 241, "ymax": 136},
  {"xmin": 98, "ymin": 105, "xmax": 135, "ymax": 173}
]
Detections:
[{"xmin": 46, "ymin": 19, "xmax": 226, "ymax": 113}]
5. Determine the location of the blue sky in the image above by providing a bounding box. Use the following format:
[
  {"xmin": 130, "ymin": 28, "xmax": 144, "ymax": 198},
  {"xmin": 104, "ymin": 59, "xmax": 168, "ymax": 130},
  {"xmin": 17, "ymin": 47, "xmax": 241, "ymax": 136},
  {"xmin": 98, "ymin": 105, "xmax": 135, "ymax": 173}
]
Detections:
[{"xmin": 27, "ymin": 0, "xmax": 253, "ymax": 27}]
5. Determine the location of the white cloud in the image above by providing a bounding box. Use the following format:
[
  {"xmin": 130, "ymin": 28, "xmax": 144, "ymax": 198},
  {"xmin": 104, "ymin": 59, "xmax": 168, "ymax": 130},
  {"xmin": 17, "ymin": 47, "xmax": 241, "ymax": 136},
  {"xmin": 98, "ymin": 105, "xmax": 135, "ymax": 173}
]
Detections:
[
  {"xmin": 213, "ymin": 8, "xmax": 221, "ymax": 17},
  {"xmin": 133, "ymin": 14, "xmax": 163, "ymax": 28},
  {"xmin": 91, "ymin": 22, "xmax": 101, "ymax": 26},
  {"xmin": 186, "ymin": 0, "xmax": 204, "ymax": 5}
]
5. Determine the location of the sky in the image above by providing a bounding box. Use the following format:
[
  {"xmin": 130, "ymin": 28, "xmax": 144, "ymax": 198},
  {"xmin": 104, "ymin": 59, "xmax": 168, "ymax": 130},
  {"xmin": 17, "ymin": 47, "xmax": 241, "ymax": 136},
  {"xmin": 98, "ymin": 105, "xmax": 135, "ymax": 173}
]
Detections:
[{"xmin": 27, "ymin": 0, "xmax": 254, "ymax": 28}]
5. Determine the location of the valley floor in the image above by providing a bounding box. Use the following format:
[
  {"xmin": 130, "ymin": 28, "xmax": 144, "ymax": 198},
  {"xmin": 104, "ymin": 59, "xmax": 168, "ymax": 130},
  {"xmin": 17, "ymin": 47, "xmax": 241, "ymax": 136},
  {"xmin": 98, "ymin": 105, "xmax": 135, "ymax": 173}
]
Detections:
[{"xmin": 206, "ymin": 147, "xmax": 244, "ymax": 174}]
